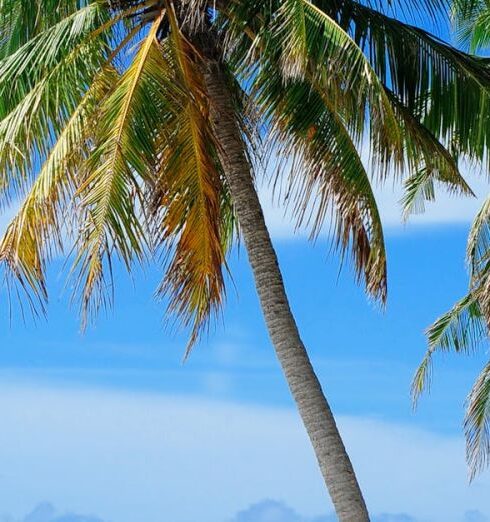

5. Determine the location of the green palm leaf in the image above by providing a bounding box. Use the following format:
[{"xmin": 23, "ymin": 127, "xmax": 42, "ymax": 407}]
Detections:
[
  {"xmin": 412, "ymin": 293, "xmax": 485, "ymax": 402},
  {"xmin": 465, "ymin": 360, "xmax": 490, "ymax": 479}
]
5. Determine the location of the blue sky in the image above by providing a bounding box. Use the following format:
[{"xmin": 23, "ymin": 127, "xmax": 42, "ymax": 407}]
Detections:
[
  {"xmin": 1, "ymin": 168, "xmax": 490, "ymax": 522},
  {"xmin": 1, "ymin": 5, "xmax": 490, "ymax": 520}
]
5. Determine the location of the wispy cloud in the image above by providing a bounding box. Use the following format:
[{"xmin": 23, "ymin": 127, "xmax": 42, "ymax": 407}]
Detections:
[{"xmin": 0, "ymin": 382, "xmax": 488, "ymax": 522}]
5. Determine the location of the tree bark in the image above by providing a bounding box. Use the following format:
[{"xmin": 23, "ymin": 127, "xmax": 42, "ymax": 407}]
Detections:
[{"xmin": 201, "ymin": 58, "xmax": 370, "ymax": 521}]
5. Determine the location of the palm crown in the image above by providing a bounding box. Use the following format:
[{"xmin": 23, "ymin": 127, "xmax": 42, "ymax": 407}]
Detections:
[{"xmin": 0, "ymin": 0, "xmax": 488, "ymax": 347}]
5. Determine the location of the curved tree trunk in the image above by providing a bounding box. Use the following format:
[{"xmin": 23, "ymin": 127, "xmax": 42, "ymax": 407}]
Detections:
[{"xmin": 201, "ymin": 59, "xmax": 370, "ymax": 521}]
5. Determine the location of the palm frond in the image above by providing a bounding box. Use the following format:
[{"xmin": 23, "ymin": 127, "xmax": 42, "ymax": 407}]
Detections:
[
  {"xmin": 328, "ymin": 0, "xmax": 490, "ymax": 87},
  {"xmin": 224, "ymin": 0, "xmax": 490, "ymax": 163},
  {"xmin": 0, "ymin": 66, "xmax": 118, "ymax": 310},
  {"xmin": 73, "ymin": 12, "xmax": 166, "ymax": 323},
  {"xmin": 465, "ymin": 360, "xmax": 490, "ymax": 480},
  {"xmin": 0, "ymin": 0, "xmax": 91, "ymax": 57},
  {"xmin": 226, "ymin": 0, "xmax": 404, "ymax": 168},
  {"xmin": 0, "ymin": 3, "xmax": 114, "ymax": 203},
  {"xmin": 286, "ymin": 0, "xmax": 404, "ymax": 167},
  {"xmin": 0, "ymin": 1, "xmax": 162, "ymax": 204},
  {"xmin": 467, "ymin": 196, "xmax": 490, "ymax": 281},
  {"xmin": 235, "ymin": 0, "xmax": 484, "ymax": 177},
  {"xmin": 276, "ymin": 0, "xmax": 309, "ymax": 78},
  {"xmin": 332, "ymin": 0, "xmax": 490, "ymax": 163},
  {"xmin": 412, "ymin": 293, "xmax": 486, "ymax": 402},
  {"xmin": 361, "ymin": 0, "xmax": 450, "ymax": 21},
  {"xmin": 0, "ymin": 3, "xmax": 106, "ymax": 87},
  {"xmin": 402, "ymin": 169, "xmax": 438, "ymax": 216},
  {"xmin": 386, "ymin": 89, "xmax": 474, "ymax": 216},
  {"xmin": 452, "ymin": 0, "xmax": 490, "ymax": 50},
  {"xmin": 152, "ymin": 2, "xmax": 232, "ymax": 353},
  {"xmin": 427, "ymin": 293, "xmax": 485, "ymax": 354},
  {"xmin": 259, "ymin": 75, "xmax": 388, "ymax": 299}
]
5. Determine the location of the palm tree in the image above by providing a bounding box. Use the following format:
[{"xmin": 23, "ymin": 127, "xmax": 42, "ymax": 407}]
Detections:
[
  {"xmin": 413, "ymin": 0, "xmax": 490, "ymax": 482},
  {"xmin": 1, "ymin": 1, "xmax": 489, "ymax": 519}
]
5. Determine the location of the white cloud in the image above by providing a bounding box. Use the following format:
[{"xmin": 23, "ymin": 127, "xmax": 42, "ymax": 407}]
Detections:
[{"xmin": 0, "ymin": 382, "xmax": 489, "ymax": 522}]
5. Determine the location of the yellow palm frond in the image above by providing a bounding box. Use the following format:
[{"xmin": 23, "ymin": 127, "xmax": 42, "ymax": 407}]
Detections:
[
  {"xmin": 0, "ymin": 66, "xmax": 118, "ymax": 310},
  {"xmin": 73, "ymin": 12, "xmax": 166, "ymax": 323},
  {"xmin": 153, "ymin": 2, "xmax": 232, "ymax": 353}
]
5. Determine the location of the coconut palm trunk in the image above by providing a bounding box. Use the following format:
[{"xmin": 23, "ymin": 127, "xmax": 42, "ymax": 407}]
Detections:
[{"xmin": 201, "ymin": 57, "xmax": 370, "ymax": 522}]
